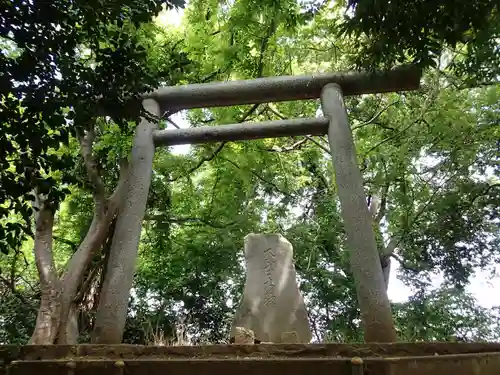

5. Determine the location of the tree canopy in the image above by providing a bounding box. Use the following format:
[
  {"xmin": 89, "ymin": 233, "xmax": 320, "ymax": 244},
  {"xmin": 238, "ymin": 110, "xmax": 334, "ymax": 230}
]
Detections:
[
  {"xmin": 0, "ymin": 0, "xmax": 499, "ymax": 345},
  {"xmin": 341, "ymin": 0, "xmax": 500, "ymax": 85}
]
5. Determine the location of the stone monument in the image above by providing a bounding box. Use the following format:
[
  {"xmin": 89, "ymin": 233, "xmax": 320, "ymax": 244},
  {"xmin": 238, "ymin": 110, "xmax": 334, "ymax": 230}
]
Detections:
[{"xmin": 230, "ymin": 233, "xmax": 312, "ymax": 343}]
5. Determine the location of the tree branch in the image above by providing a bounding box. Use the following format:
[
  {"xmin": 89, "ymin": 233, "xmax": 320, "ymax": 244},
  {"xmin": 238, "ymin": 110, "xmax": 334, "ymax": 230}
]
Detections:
[
  {"xmin": 256, "ymin": 17, "xmax": 277, "ymax": 77},
  {"xmin": 77, "ymin": 127, "xmax": 106, "ymax": 212},
  {"xmin": 74, "ymin": 256, "xmax": 105, "ymax": 305},
  {"xmin": 375, "ymin": 161, "xmax": 391, "ymax": 223},
  {"xmin": 382, "ymin": 237, "xmax": 399, "ymax": 258},
  {"xmin": 145, "ymin": 215, "xmax": 235, "ymax": 229},
  {"xmin": 306, "ymin": 136, "xmax": 331, "ymax": 154},
  {"xmin": 219, "ymin": 156, "xmax": 293, "ymax": 198},
  {"xmin": 166, "ymin": 117, "xmax": 181, "ymax": 129},
  {"xmin": 390, "ymin": 252, "xmax": 420, "ymax": 273},
  {"xmin": 169, "ymin": 103, "xmax": 261, "ymax": 182},
  {"xmin": 169, "ymin": 141, "xmax": 226, "ymax": 182},
  {"xmin": 266, "ymin": 103, "xmax": 286, "ymax": 119},
  {"xmin": 266, "ymin": 104, "xmax": 331, "ymax": 154},
  {"xmin": 0, "ymin": 275, "xmax": 37, "ymax": 311},
  {"xmin": 167, "ymin": 22, "xmax": 276, "ymax": 183},
  {"xmin": 362, "ymin": 94, "xmax": 437, "ymax": 158},
  {"xmin": 469, "ymin": 183, "xmax": 500, "ymax": 206},
  {"xmin": 32, "ymin": 191, "xmax": 58, "ymax": 288},
  {"xmin": 56, "ymin": 158, "xmax": 128, "ymax": 343},
  {"xmin": 108, "ymin": 157, "xmax": 129, "ymax": 209},
  {"xmin": 53, "ymin": 235, "xmax": 79, "ymax": 251},
  {"xmin": 266, "ymin": 138, "xmax": 308, "ymax": 152},
  {"xmin": 351, "ymin": 100, "xmax": 399, "ymax": 131}
]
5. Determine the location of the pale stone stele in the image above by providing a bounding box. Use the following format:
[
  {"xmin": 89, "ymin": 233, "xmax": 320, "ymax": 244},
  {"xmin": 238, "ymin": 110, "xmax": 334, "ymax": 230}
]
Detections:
[{"xmin": 230, "ymin": 233, "xmax": 312, "ymax": 343}]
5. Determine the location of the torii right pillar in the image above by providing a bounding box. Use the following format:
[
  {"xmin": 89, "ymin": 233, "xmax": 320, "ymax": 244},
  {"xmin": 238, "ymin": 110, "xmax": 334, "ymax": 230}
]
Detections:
[{"xmin": 320, "ymin": 83, "xmax": 397, "ymax": 343}]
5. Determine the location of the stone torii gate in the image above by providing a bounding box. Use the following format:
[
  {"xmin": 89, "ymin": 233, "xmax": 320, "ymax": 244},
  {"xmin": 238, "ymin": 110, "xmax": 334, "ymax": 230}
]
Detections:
[{"xmin": 92, "ymin": 66, "xmax": 422, "ymax": 344}]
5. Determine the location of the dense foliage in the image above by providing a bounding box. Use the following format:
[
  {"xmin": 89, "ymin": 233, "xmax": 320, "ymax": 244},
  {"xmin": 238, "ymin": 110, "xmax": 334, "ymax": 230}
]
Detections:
[
  {"xmin": 342, "ymin": 0, "xmax": 500, "ymax": 85},
  {"xmin": 0, "ymin": 0, "xmax": 187, "ymax": 255},
  {"xmin": 1, "ymin": 0, "xmax": 499, "ymax": 344}
]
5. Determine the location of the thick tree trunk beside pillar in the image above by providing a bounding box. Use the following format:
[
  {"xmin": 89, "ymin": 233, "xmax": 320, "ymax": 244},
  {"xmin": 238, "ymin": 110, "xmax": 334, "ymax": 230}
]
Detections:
[
  {"xmin": 29, "ymin": 202, "xmax": 62, "ymax": 344},
  {"xmin": 320, "ymin": 83, "xmax": 397, "ymax": 343},
  {"xmin": 28, "ymin": 124, "xmax": 128, "ymax": 345},
  {"xmin": 62, "ymin": 304, "xmax": 79, "ymax": 344},
  {"xmin": 92, "ymin": 99, "xmax": 160, "ymax": 344},
  {"xmin": 29, "ymin": 285, "xmax": 62, "ymax": 344}
]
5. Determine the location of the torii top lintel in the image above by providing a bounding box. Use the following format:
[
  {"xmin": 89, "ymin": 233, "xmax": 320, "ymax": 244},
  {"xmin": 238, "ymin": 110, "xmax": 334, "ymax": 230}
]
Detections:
[{"xmin": 144, "ymin": 65, "xmax": 422, "ymax": 112}]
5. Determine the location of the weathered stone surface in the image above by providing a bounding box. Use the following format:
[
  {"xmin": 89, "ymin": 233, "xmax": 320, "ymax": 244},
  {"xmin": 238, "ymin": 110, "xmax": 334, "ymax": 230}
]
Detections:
[
  {"xmin": 281, "ymin": 331, "xmax": 299, "ymax": 344},
  {"xmin": 7, "ymin": 353, "xmax": 500, "ymax": 375},
  {"xmin": 230, "ymin": 233, "xmax": 312, "ymax": 343},
  {"xmin": 3, "ymin": 343, "xmax": 500, "ymax": 361},
  {"xmin": 234, "ymin": 327, "xmax": 255, "ymax": 344}
]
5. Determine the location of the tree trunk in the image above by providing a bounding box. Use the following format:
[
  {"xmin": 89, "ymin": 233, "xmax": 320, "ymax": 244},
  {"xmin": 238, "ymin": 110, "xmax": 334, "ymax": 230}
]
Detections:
[
  {"xmin": 29, "ymin": 284, "xmax": 62, "ymax": 344},
  {"xmin": 29, "ymin": 200, "xmax": 62, "ymax": 344},
  {"xmin": 56, "ymin": 213, "xmax": 114, "ymax": 343},
  {"xmin": 62, "ymin": 304, "xmax": 79, "ymax": 344},
  {"xmin": 92, "ymin": 99, "xmax": 160, "ymax": 344},
  {"xmin": 28, "ymin": 126, "xmax": 127, "ymax": 345},
  {"xmin": 321, "ymin": 83, "xmax": 397, "ymax": 343}
]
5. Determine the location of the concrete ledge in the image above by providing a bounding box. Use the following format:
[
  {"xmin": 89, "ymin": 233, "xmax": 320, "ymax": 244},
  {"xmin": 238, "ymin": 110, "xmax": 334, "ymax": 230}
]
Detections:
[
  {"xmin": 3, "ymin": 343, "xmax": 500, "ymax": 375},
  {"xmin": 6, "ymin": 353, "xmax": 500, "ymax": 375}
]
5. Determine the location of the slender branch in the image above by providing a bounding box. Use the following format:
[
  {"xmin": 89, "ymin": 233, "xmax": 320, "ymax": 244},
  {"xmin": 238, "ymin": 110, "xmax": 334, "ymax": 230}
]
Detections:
[
  {"xmin": 168, "ymin": 103, "xmax": 261, "ymax": 182},
  {"xmin": 77, "ymin": 127, "xmax": 106, "ymax": 211},
  {"xmin": 200, "ymin": 118, "xmax": 216, "ymax": 124},
  {"xmin": 167, "ymin": 23, "xmax": 276, "ymax": 182},
  {"xmin": 239, "ymin": 103, "xmax": 261, "ymax": 123},
  {"xmin": 375, "ymin": 160, "xmax": 390, "ymax": 223},
  {"xmin": 256, "ymin": 17, "xmax": 277, "ymax": 77},
  {"xmin": 390, "ymin": 253, "xmax": 420, "ymax": 273},
  {"xmin": 9, "ymin": 249, "xmax": 19, "ymax": 288},
  {"xmin": 405, "ymin": 161, "xmax": 461, "ymax": 235},
  {"xmin": 200, "ymin": 69, "xmax": 221, "ymax": 82},
  {"xmin": 219, "ymin": 156, "xmax": 293, "ymax": 198},
  {"xmin": 0, "ymin": 275, "xmax": 37, "ymax": 311},
  {"xmin": 18, "ymin": 222, "xmax": 34, "ymax": 238},
  {"xmin": 74, "ymin": 257, "xmax": 105, "ymax": 304},
  {"xmin": 53, "ymin": 235, "xmax": 79, "ymax": 250},
  {"xmin": 351, "ymin": 100, "xmax": 399, "ymax": 131},
  {"xmin": 266, "ymin": 103, "xmax": 286, "ymax": 119},
  {"xmin": 266, "ymin": 104, "xmax": 331, "ymax": 154},
  {"xmin": 266, "ymin": 138, "xmax": 308, "ymax": 152},
  {"xmin": 167, "ymin": 117, "xmax": 181, "ymax": 129},
  {"xmin": 169, "ymin": 142, "xmax": 226, "ymax": 182},
  {"xmin": 307, "ymin": 311, "xmax": 322, "ymax": 343},
  {"xmin": 364, "ymin": 116, "xmax": 421, "ymax": 156},
  {"xmin": 145, "ymin": 215, "xmax": 235, "ymax": 229},
  {"xmin": 380, "ymin": 156, "xmax": 483, "ymax": 269},
  {"xmin": 306, "ymin": 136, "xmax": 331, "ymax": 154},
  {"xmin": 469, "ymin": 183, "xmax": 499, "ymax": 206},
  {"xmin": 362, "ymin": 95, "xmax": 436, "ymax": 157}
]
